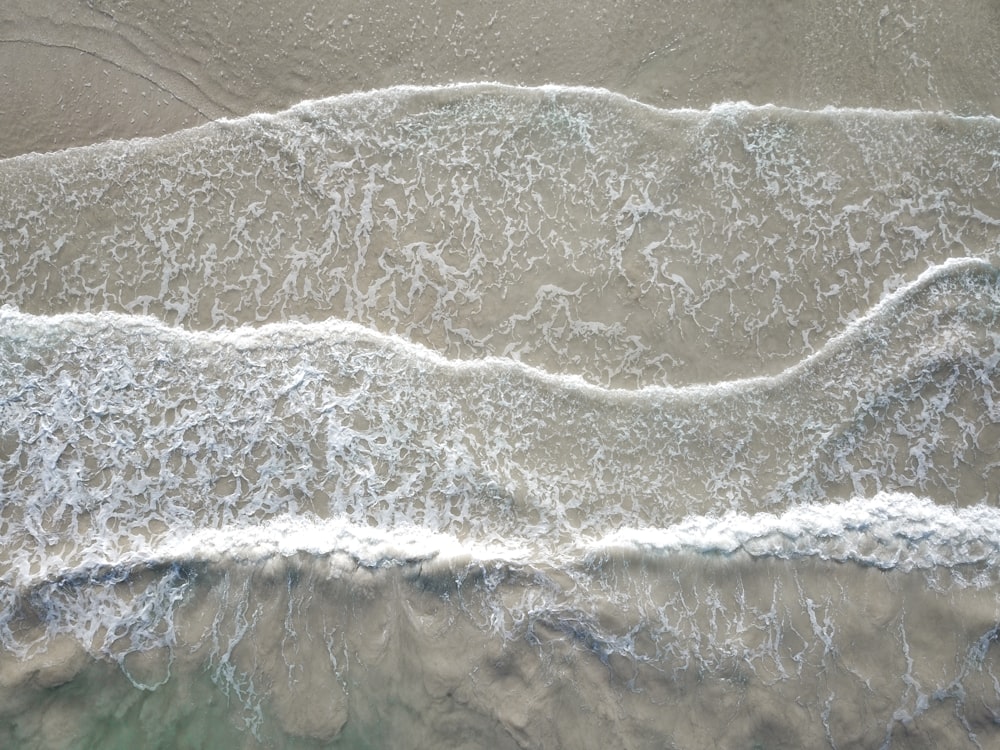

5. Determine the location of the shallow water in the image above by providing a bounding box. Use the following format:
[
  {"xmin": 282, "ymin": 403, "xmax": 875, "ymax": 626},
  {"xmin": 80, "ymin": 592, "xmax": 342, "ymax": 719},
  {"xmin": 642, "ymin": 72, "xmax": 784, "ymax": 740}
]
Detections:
[{"xmin": 1, "ymin": 84, "xmax": 999, "ymax": 749}]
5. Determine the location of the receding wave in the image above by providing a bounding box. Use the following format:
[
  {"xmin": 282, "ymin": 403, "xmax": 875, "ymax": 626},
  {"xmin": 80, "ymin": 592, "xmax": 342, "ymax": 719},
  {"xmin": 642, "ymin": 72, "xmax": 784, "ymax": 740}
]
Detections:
[{"xmin": 3, "ymin": 85, "xmax": 999, "ymax": 387}]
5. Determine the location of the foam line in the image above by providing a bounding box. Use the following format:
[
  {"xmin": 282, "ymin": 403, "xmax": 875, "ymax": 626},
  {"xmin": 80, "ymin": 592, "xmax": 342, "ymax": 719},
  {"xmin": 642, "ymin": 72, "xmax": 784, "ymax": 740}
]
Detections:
[
  {"xmin": 1, "ymin": 256, "xmax": 995, "ymax": 397},
  {"xmin": 590, "ymin": 493, "xmax": 1000, "ymax": 572},
  {"xmin": 12, "ymin": 493, "xmax": 1000, "ymax": 593}
]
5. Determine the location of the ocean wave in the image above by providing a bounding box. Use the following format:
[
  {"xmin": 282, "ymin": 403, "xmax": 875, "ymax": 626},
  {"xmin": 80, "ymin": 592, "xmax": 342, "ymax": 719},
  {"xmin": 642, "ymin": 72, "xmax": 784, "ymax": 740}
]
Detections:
[
  {"xmin": 3, "ymin": 85, "xmax": 998, "ymax": 387},
  {"xmin": 592, "ymin": 493, "xmax": 1000, "ymax": 572},
  {"xmin": 0, "ymin": 256, "xmax": 995, "ymax": 584},
  {"xmin": 11, "ymin": 492, "xmax": 1000, "ymax": 596},
  {"xmin": 1, "ymin": 256, "xmax": 996, "ymax": 396}
]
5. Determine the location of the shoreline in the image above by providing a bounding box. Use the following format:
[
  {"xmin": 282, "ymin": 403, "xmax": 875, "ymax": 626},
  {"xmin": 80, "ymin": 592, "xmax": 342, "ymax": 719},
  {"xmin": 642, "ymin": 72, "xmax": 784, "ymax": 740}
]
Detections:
[{"xmin": 3, "ymin": 0, "xmax": 998, "ymax": 157}]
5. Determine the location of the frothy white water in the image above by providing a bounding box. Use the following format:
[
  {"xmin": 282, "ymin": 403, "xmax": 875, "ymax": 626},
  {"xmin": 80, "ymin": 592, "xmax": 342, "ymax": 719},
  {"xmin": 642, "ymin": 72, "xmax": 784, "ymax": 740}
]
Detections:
[
  {"xmin": 18, "ymin": 491, "xmax": 1000, "ymax": 594},
  {"xmin": 3, "ymin": 85, "xmax": 999, "ymax": 387},
  {"xmin": 1, "ymin": 255, "xmax": 994, "ymax": 395},
  {"xmin": 596, "ymin": 493, "xmax": 1000, "ymax": 573},
  {"xmin": 0, "ymin": 259, "xmax": 996, "ymax": 590}
]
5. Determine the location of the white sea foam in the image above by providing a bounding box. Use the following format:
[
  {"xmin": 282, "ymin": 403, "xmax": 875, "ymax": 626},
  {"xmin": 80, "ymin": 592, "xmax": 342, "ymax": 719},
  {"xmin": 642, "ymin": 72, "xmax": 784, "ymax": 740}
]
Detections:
[
  {"xmin": 0, "ymin": 256, "xmax": 995, "ymax": 586},
  {"xmin": 17, "ymin": 492, "xmax": 1000, "ymax": 592},
  {"xmin": 0, "ymin": 255, "xmax": 994, "ymax": 398},
  {"xmin": 3, "ymin": 84, "xmax": 998, "ymax": 388},
  {"xmin": 592, "ymin": 493, "xmax": 1000, "ymax": 573},
  {"xmin": 5, "ymin": 83, "xmax": 999, "ymax": 164}
]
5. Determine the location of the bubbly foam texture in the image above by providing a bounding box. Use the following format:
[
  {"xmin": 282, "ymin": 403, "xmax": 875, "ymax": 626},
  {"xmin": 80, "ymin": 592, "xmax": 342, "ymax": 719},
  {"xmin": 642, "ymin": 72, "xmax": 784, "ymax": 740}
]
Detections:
[
  {"xmin": 20, "ymin": 490, "xmax": 1000, "ymax": 593},
  {"xmin": 2, "ymin": 86, "xmax": 999, "ymax": 387},
  {"xmin": 596, "ymin": 493, "xmax": 1000, "ymax": 572},
  {"xmin": 0, "ymin": 260, "xmax": 996, "ymax": 586}
]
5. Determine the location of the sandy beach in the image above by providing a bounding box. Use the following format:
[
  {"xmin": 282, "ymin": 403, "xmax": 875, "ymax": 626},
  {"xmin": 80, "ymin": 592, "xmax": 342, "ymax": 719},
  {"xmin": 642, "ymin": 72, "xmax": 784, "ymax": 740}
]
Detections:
[{"xmin": 2, "ymin": 0, "xmax": 999, "ymax": 157}]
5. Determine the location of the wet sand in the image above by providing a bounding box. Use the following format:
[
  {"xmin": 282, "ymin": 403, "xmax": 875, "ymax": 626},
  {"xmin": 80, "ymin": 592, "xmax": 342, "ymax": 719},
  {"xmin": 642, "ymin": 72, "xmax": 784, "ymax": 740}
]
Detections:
[{"xmin": 2, "ymin": 0, "xmax": 999, "ymax": 157}]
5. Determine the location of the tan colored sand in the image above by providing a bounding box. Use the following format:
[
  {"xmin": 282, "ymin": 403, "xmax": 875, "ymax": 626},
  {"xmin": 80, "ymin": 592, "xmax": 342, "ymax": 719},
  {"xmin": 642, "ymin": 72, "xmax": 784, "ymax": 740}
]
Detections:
[{"xmin": 2, "ymin": 0, "xmax": 999, "ymax": 157}]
